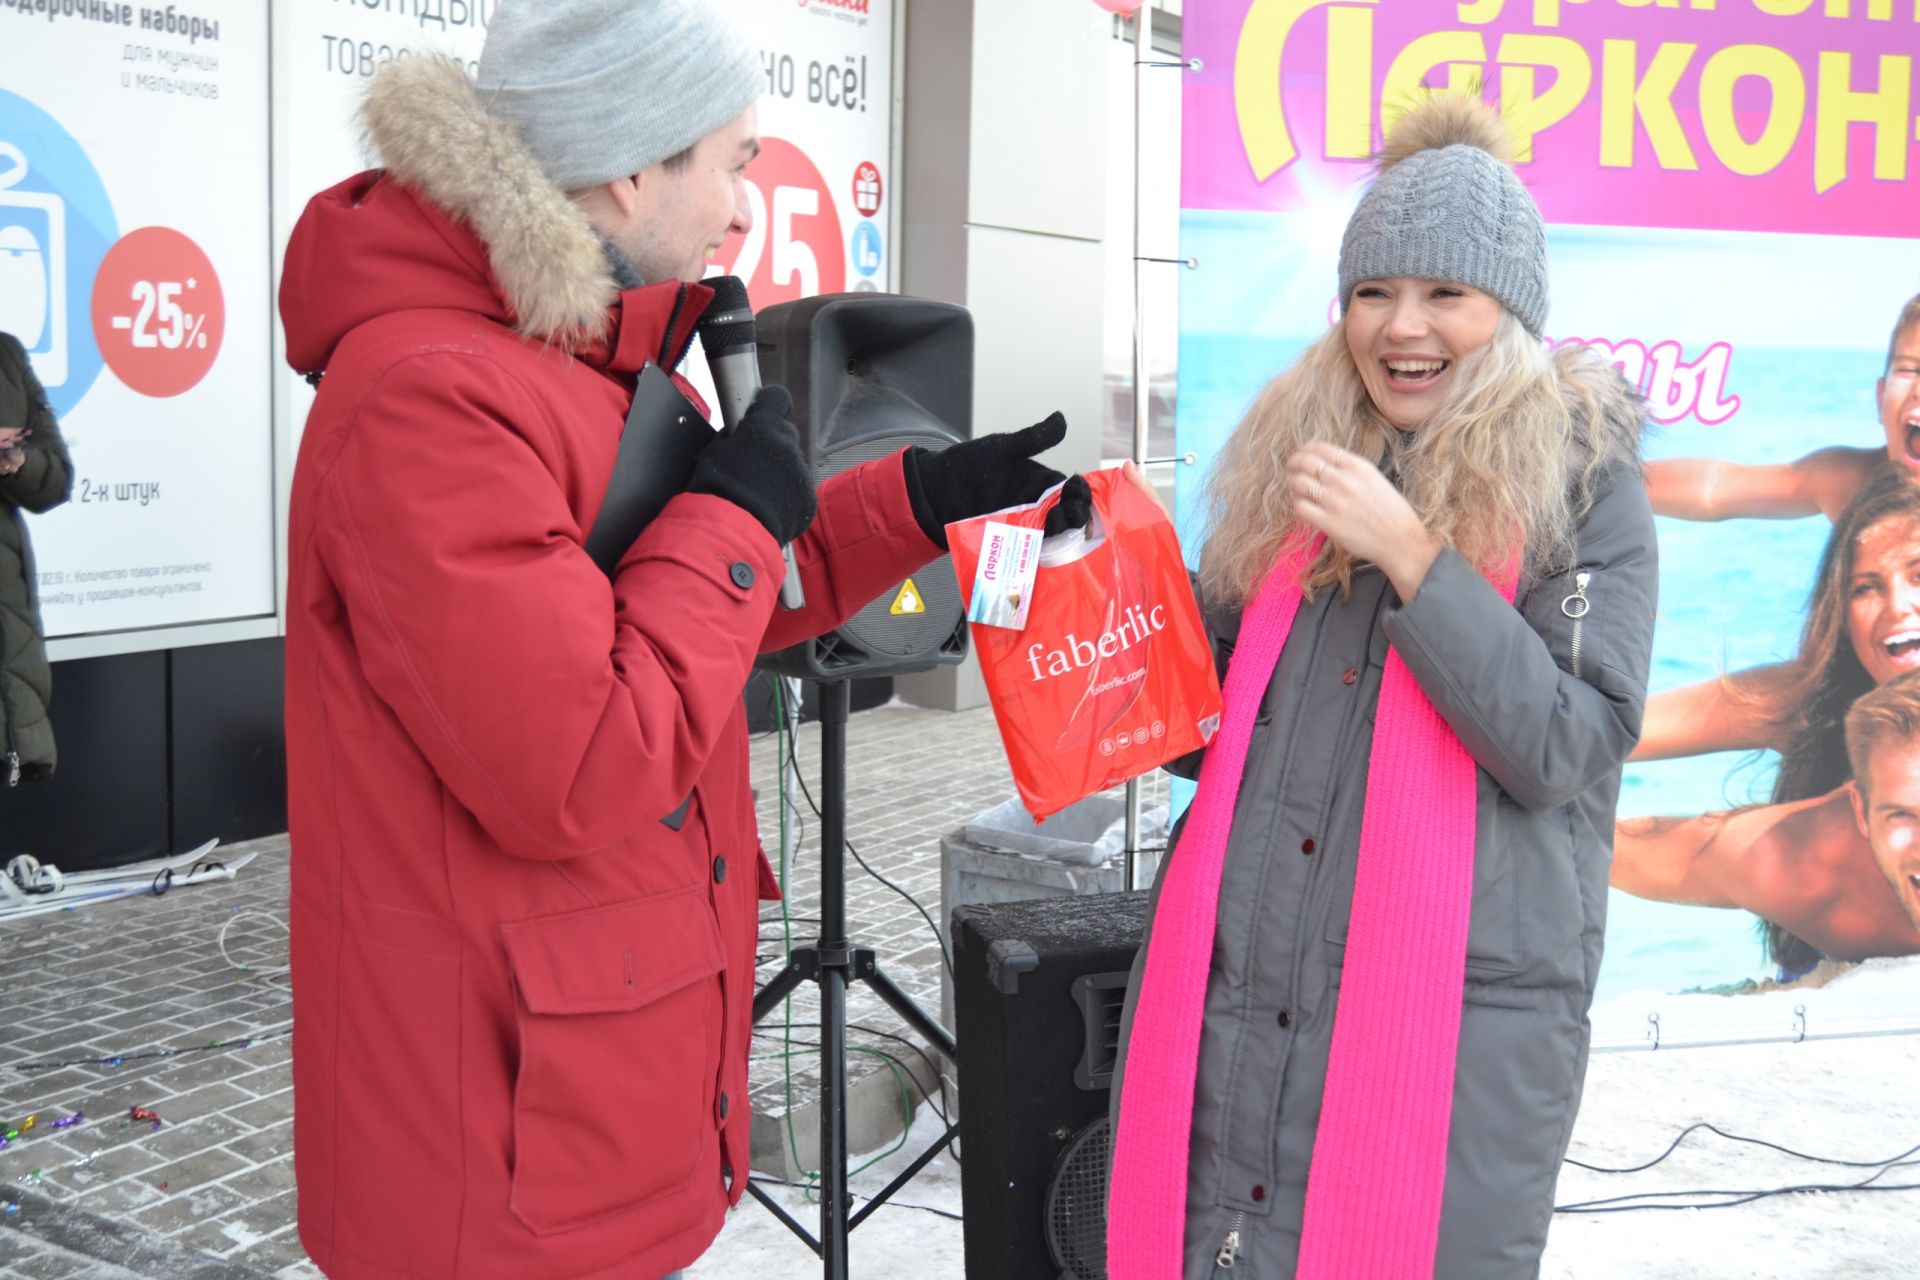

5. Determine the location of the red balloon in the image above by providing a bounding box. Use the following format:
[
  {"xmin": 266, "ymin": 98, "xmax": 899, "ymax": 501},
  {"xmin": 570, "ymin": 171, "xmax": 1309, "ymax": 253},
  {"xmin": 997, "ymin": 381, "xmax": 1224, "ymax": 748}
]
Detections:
[{"xmin": 1092, "ymin": 0, "xmax": 1146, "ymax": 13}]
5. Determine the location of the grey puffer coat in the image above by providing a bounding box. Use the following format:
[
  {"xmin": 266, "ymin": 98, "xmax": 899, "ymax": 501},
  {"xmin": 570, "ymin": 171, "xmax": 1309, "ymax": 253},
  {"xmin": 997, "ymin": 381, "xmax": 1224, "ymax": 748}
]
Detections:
[
  {"xmin": 0, "ymin": 332, "xmax": 73, "ymax": 783},
  {"xmin": 1112, "ymin": 356, "xmax": 1656, "ymax": 1280}
]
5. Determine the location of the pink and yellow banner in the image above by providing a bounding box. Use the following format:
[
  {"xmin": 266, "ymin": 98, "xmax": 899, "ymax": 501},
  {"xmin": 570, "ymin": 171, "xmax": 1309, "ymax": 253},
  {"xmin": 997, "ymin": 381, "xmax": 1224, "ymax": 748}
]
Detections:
[
  {"xmin": 1177, "ymin": 0, "xmax": 1920, "ymax": 1028},
  {"xmin": 1186, "ymin": 0, "xmax": 1917, "ymax": 238}
]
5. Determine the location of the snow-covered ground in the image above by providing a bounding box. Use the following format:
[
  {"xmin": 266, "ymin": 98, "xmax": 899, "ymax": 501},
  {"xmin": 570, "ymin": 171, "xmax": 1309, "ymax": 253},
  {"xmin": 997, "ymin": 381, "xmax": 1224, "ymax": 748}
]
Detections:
[
  {"xmin": 698, "ymin": 960, "xmax": 1920, "ymax": 1278},
  {"xmin": 690, "ymin": 1104, "xmax": 965, "ymax": 1280},
  {"xmin": 1548, "ymin": 1029, "xmax": 1920, "ymax": 1279}
]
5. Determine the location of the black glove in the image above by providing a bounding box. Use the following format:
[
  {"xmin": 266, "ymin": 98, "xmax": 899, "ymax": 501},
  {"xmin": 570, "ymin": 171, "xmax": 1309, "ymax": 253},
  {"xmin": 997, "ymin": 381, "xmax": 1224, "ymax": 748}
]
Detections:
[
  {"xmin": 686, "ymin": 386, "xmax": 817, "ymax": 545},
  {"xmin": 905, "ymin": 411, "xmax": 1094, "ymax": 549}
]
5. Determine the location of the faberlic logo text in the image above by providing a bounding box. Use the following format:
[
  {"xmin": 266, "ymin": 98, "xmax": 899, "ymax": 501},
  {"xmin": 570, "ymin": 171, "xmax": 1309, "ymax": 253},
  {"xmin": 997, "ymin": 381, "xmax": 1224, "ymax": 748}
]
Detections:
[{"xmin": 1026, "ymin": 604, "xmax": 1169, "ymax": 682}]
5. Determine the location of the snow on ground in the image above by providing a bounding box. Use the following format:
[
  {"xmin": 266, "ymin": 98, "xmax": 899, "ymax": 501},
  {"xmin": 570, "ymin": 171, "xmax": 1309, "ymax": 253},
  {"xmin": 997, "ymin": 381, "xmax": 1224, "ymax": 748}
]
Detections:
[
  {"xmin": 1550, "ymin": 960, "xmax": 1920, "ymax": 1279},
  {"xmin": 700, "ymin": 960, "xmax": 1920, "ymax": 1278},
  {"xmin": 691, "ymin": 1104, "xmax": 966, "ymax": 1279}
]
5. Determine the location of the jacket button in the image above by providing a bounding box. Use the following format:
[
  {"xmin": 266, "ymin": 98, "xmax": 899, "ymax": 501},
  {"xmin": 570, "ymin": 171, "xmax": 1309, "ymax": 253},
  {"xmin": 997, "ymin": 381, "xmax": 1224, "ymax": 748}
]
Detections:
[
  {"xmin": 1341, "ymin": 667, "xmax": 1358, "ymax": 685},
  {"xmin": 730, "ymin": 561, "xmax": 756, "ymax": 590},
  {"xmin": 1300, "ymin": 837, "xmax": 1316, "ymax": 855},
  {"xmin": 1252, "ymin": 1184, "xmax": 1267, "ymax": 1202},
  {"xmin": 718, "ymin": 1092, "xmax": 730, "ymax": 1121},
  {"xmin": 1278, "ymin": 1010, "xmax": 1293, "ymax": 1029},
  {"xmin": 713, "ymin": 855, "xmax": 728, "ymax": 884}
]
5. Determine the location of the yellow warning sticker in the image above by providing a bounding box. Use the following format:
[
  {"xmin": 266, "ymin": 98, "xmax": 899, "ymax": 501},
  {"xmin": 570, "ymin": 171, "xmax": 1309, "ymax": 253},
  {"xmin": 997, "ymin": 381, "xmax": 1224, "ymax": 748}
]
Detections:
[{"xmin": 889, "ymin": 579, "xmax": 926, "ymax": 615}]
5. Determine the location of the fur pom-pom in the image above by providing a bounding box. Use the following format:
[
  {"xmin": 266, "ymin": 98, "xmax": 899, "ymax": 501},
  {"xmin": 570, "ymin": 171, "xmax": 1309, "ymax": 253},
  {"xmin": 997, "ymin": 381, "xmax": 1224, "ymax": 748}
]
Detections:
[{"xmin": 1376, "ymin": 95, "xmax": 1517, "ymax": 173}]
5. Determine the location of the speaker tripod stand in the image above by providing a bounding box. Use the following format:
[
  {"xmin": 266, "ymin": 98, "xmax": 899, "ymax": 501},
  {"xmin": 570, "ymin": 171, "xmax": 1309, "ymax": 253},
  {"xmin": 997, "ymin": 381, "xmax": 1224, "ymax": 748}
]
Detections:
[{"xmin": 748, "ymin": 677, "xmax": 961, "ymax": 1280}]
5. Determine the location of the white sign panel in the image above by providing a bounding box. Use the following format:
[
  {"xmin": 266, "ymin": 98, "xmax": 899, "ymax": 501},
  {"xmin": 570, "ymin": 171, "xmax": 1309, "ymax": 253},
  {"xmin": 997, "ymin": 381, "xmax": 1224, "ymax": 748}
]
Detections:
[
  {"xmin": 273, "ymin": 0, "xmax": 896, "ymax": 423},
  {"xmin": 2, "ymin": 1, "xmax": 273, "ymax": 639},
  {"xmin": 273, "ymin": 0, "xmax": 488, "ymax": 267},
  {"xmin": 275, "ymin": 0, "xmax": 895, "ymax": 310},
  {"xmin": 269, "ymin": 0, "xmax": 491, "ymax": 467},
  {"xmin": 716, "ymin": 0, "xmax": 896, "ymax": 300}
]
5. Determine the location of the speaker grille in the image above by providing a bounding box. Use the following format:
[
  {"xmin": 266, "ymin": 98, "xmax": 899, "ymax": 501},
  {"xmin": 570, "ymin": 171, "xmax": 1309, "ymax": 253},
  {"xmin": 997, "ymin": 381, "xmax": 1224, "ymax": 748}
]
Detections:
[
  {"xmin": 816, "ymin": 430, "xmax": 965, "ymax": 661},
  {"xmin": 1044, "ymin": 1117, "xmax": 1112, "ymax": 1280}
]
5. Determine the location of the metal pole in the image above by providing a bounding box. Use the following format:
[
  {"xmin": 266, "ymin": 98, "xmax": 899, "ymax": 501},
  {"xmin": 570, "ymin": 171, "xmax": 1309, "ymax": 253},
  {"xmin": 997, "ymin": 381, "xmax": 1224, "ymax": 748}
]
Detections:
[
  {"xmin": 1124, "ymin": 0, "xmax": 1155, "ymax": 893},
  {"xmin": 817, "ymin": 679, "xmax": 851, "ymax": 1280}
]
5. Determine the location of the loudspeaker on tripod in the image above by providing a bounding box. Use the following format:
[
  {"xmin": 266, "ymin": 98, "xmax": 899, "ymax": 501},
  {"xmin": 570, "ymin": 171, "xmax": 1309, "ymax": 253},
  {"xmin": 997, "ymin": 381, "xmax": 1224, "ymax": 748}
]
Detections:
[
  {"xmin": 952, "ymin": 891, "xmax": 1150, "ymax": 1280},
  {"xmin": 754, "ymin": 293, "xmax": 973, "ymax": 681}
]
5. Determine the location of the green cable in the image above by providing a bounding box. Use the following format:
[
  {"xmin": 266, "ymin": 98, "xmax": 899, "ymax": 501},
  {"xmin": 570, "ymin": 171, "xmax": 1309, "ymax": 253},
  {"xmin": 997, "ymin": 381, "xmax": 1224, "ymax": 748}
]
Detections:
[
  {"xmin": 773, "ymin": 677, "xmax": 813, "ymax": 1195},
  {"xmin": 751, "ymin": 1042, "xmax": 915, "ymax": 1180},
  {"xmin": 767, "ymin": 677, "xmax": 915, "ymax": 1203}
]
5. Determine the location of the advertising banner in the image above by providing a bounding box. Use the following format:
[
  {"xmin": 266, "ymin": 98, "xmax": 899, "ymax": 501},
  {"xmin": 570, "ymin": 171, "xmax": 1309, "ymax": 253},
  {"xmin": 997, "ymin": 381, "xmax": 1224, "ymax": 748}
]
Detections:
[
  {"xmin": 0, "ymin": 1, "xmax": 893, "ymax": 648},
  {"xmin": 278, "ymin": 0, "xmax": 893, "ymax": 301},
  {"xmin": 712, "ymin": 0, "xmax": 896, "ymax": 302},
  {"xmin": 274, "ymin": 0, "xmax": 492, "ymax": 266},
  {"xmin": 1178, "ymin": 0, "xmax": 1920, "ymax": 1021},
  {"xmin": 277, "ymin": 0, "xmax": 895, "ymax": 415},
  {"xmin": 2, "ymin": 1, "xmax": 273, "ymax": 638}
]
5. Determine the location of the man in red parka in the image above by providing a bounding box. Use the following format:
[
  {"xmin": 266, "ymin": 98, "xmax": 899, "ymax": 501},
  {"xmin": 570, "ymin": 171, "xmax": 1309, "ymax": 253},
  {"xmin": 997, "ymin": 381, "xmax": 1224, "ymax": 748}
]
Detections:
[{"xmin": 279, "ymin": 3, "xmax": 1087, "ymax": 1276}]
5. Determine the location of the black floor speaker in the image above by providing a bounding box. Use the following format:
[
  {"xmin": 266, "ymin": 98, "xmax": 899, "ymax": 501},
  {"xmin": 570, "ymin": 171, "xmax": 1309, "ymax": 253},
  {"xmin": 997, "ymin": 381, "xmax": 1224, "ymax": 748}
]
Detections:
[
  {"xmin": 753, "ymin": 293, "xmax": 972, "ymax": 681},
  {"xmin": 953, "ymin": 891, "xmax": 1150, "ymax": 1280}
]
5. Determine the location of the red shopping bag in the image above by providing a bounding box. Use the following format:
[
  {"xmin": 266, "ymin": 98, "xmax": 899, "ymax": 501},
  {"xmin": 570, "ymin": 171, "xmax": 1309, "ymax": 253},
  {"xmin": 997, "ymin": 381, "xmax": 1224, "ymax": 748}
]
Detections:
[{"xmin": 947, "ymin": 469, "xmax": 1222, "ymax": 821}]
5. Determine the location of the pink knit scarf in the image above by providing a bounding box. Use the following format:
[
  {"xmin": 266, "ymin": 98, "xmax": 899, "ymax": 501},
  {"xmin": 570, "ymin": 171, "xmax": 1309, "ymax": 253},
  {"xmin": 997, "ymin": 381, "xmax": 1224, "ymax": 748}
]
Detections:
[{"xmin": 1107, "ymin": 543, "xmax": 1513, "ymax": 1279}]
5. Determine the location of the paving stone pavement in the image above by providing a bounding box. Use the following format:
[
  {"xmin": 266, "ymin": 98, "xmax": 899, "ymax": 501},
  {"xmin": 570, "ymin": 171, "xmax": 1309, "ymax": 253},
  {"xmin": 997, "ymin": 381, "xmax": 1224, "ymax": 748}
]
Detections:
[{"xmin": 0, "ymin": 703, "xmax": 1166, "ymax": 1276}]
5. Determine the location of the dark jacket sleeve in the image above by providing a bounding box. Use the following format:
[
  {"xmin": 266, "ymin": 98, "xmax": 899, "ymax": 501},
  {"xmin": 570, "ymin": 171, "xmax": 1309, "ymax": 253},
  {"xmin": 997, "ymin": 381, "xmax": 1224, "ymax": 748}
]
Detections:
[
  {"xmin": 0, "ymin": 335, "xmax": 74, "ymax": 515},
  {"xmin": 1380, "ymin": 464, "xmax": 1658, "ymax": 811}
]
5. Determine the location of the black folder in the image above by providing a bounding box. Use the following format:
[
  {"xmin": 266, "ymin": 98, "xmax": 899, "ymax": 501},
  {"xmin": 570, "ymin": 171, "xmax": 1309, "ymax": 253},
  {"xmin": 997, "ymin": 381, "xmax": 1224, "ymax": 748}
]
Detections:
[{"xmin": 584, "ymin": 361, "xmax": 716, "ymax": 577}]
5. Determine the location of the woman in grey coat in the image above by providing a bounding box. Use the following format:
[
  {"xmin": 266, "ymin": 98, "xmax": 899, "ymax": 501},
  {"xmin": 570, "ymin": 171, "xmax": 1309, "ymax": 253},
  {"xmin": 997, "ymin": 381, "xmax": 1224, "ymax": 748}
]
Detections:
[
  {"xmin": 1106, "ymin": 97, "xmax": 1658, "ymax": 1279},
  {"xmin": 0, "ymin": 330, "xmax": 73, "ymax": 789}
]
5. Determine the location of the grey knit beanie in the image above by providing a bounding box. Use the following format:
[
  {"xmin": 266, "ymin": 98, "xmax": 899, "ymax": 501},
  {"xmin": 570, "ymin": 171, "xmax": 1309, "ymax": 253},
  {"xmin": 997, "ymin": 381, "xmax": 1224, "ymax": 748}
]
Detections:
[
  {"xmin": 477, "ymin": 0, "xmax": 762, "ymax": 192},
  {"xmin": 1338, "ymin": 96, "xmax": 1549, "ymax": 337}
]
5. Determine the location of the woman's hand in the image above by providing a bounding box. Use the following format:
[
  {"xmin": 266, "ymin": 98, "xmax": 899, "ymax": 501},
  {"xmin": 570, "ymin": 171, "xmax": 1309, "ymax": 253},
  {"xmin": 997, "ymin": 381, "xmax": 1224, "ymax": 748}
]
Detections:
[
  {"xmin": 1287, "ymin": 441, "xmax": 1441, "ymax": 602},
  {"xmin": 1117, "ymin": 460, "xmax": 1171, "ymax": 519},
  {"xmin": 0, "ymin": 429, "xmax": 24, "ymax": 477}
]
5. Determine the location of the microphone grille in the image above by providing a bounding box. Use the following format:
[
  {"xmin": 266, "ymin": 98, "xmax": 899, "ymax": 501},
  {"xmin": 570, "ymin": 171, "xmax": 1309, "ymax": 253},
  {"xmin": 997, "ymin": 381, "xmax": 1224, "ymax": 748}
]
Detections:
[{"xmin": 697, "ymin": 275, "xmax": 757, "ymax": 354}]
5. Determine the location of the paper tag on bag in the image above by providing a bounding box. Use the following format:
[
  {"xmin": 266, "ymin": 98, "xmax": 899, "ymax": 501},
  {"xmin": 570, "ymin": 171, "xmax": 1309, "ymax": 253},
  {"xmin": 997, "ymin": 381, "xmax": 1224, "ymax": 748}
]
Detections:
[{"xmin": 966, "ymin": 520, "xmax": 1043, "ymax": 630}]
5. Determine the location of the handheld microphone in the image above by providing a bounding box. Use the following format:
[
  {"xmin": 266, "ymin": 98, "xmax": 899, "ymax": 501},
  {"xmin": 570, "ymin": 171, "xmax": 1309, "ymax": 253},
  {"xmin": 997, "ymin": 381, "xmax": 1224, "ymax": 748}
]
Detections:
[{"xmin": 698, "ymin": 276, "xmax": 804, "ymax": 610}]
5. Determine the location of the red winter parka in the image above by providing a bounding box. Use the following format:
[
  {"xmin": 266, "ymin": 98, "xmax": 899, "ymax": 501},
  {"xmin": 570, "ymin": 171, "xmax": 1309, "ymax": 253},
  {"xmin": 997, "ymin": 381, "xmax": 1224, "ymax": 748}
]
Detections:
[{"xmin": 279, "ymin": 60, "xmax": 941, "ymax": 1280}]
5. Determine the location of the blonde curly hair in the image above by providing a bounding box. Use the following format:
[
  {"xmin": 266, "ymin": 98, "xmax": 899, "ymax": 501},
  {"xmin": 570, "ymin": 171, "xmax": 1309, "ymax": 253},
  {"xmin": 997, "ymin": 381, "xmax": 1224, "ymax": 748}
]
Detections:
[{"xmin": 1197, "ymin": 316, "xmax": 1620, "ymax": 604}]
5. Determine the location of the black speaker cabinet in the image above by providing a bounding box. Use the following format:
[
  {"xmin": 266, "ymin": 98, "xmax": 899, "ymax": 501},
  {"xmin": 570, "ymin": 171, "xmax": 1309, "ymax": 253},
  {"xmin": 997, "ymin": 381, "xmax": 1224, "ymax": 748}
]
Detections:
[
  {"xmin": 953, "ymin": 891, "xmax": 1150, "ymax": 1280},
  {"xmin": 754, "ymin": 293, "xmax": 972, "ymax": 681}
]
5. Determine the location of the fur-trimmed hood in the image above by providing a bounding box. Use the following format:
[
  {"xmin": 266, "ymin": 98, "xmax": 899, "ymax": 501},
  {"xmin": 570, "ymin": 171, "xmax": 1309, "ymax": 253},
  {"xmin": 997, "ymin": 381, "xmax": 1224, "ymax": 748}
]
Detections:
[{"xmin": 282, "ymin": 56, "xmax": 669, "ymax": 376}]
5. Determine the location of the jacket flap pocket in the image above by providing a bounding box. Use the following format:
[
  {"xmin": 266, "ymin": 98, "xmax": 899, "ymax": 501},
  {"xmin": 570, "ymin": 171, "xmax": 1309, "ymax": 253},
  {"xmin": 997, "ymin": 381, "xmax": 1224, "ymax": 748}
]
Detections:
[{"xmin": 502, "ymin": 885, "xmax": 721, "ymax": 1015}]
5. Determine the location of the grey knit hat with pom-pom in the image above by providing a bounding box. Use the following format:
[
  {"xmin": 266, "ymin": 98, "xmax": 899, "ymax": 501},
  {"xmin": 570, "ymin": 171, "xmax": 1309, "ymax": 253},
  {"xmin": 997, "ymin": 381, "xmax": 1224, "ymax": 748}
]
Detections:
[{"xmin": 1338, "ymin": 97, "xmax": 1549, "ymax": 337}]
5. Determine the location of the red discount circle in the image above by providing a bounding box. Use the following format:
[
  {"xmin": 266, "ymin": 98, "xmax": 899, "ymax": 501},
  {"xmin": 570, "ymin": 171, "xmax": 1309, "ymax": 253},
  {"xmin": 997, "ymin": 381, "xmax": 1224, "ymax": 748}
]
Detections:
[
  {"xmin": 91, "ymin": 227, "xmax": 224, "ymax": 398},
  {"xmin": 852, "ymin": 161, "xmax": 884, "ymax": 217},
  {"xmin": 710, "ymin": 137, "xmax": 845, "ymax": 307}
]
